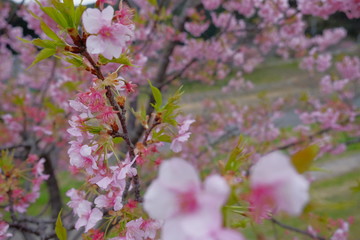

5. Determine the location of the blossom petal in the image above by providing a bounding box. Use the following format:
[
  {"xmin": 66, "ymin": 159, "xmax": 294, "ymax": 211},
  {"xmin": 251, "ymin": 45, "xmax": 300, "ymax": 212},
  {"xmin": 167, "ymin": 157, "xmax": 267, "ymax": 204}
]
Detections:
[
  {"xmin": 143, "ymin": 179, "xmax": 178, "ymax": 220},
  {"xmin": 204, "ymin": 174, "xmax": 230, "ymax": 207},
  {"xmin": 85, "ymin": 208, "xmax": 103, "ymax": 232},
  {"xmin": 86, "ymin": 35, "xmax": 105, "ymax": 55},
  {"xmin": 82, "ymin": 8, "xmax": 103, "ymax": 34},
  {"xmin": 158, "ymin": 158, "xmax": 200, "ymax": 191}
]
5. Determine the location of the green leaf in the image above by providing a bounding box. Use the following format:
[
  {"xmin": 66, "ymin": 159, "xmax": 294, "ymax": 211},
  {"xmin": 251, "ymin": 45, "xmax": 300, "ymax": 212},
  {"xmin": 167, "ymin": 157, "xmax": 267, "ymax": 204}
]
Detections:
[
  {"xmin": 161, "ymin": 86, "xmax": 183, "ymax": 125},
  {"xmin": 63, "ymin": 0, "xmax": 75, "ymax": 13},
  {"xmin": 148, "ymin": 81, "xmax": 162, "ymax": 111},
  {"xmin": 44, "ymin": 99, "xmax": 65, "ymax": 115},
  {"xmin": 291, "ymin": 144, "xmax": 319, "ymax": 173},
  {"xmin": 98, "ymin": 54, "xmax": 133, "ymax": 66},
  {"xmin": 55, "ymin": 209, "xmax": 67, "ymax": 240},
  {"xmin": 0, "ymin": 151, "xmax": 14, "ymax": 173},
  {"xmin": 74, "ymin": 5, "xmax": 86, "ymax": 27},
  {"xmin": 12, "ymin": 95, "xmax": 25, "ymax": 106},
  {"xmin": 40, "ymin": 21, "xmax": 62, "ymax": 41},
  {"xmin": 225, "ymin": 136, "xmax": 249, "ymax": 172},
  {"xmin": 112, "ymin": 137, "xmax": 124, "ymax": 144},
  {"xmin": 62, "ymin": 81, "xmax": 82, "ymax": 92},
  {"xmin": 28, "ymin": 48, "xmax": 56, "ymax": 69},
  {"xmin": 156, "ymin": 134, "xmax": 172, "ymax": 143},
  {"xmin": 62, "ymin": 52, "xmax": 84, "ymax": 67},
  {"xmin": 50, "ymin": 0, "xmax": 74, "ymax": 27},
  {"xmin": 41, "ymin": 6, "xmax": 68, "ymax": 28},
  {"xmin": 148, "ymin": 0, "xmax": 158, "ymax": 7},
  {"xmin": 32, "ymin": 39, "xmax": 56, "ymax": 48},
  {"xmin": 85, "ymin": 125, "xmax": 103, "ymax": 134}
]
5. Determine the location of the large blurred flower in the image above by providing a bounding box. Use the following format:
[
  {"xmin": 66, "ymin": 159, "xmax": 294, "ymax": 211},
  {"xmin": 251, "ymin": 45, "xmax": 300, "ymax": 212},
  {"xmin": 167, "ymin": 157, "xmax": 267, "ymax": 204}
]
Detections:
[
  {"xmin": 82, "ymin": 6, "xmax": 134, "ymax": 59},
  {"xmin": 249, "ymin": 151, "xmax": 309, "ymax": 222},
  {"xmin": 144, "ymin": 158, "xmax": 244, "ymax": 240}
]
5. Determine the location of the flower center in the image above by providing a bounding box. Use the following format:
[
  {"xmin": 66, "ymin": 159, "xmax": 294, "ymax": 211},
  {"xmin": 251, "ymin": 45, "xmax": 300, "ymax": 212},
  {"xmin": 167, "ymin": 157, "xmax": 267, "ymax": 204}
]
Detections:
[
  {"xmin": 99, "ymin": 26, "xmax": 113, "ymax": 39},
  {"xmin": 178, "ymin": 190, "xmax": 198, "ymax": 213}
]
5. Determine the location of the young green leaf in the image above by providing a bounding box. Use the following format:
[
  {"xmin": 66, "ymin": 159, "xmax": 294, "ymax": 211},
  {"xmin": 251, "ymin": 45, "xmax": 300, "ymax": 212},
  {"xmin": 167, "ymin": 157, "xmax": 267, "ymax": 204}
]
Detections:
[
  {"xmin": 291, "ymin": 144, "xmax": 319, "ymax": 173},
  {"xmin": 74, "ymin": 5, "xmax": 86, "ymax": 26},
  {"xmin": 27, "ymin": 48, "xmax": 56, "ymax": 69},
  {"xmin": 55, "ymin": 209, "xmax": 67, "ymax": 240},
  {"xmin": 112, "ymin": 137, "xmax": 124, "ymax": 144},
  {"xmin": 98, "ymin": 54, "xmax": 133, "ymax": 66},
  {"xmin": 225, "ymin": 136, "xmax": 249, "ymax": 172},
  {"xmin": 32, "ymin": 39, "xmax": 58, "ymax": 49},
  {"xmin": 40, "ymin": 21, "xmax": 62, "ymax": 41},
  {"xmin": 148, "ymin": 81, "xmax": 162, "ymax": 111},
  {"xmin": 148, "ymin": 0, "xmax": 158, "ymax": 7}
]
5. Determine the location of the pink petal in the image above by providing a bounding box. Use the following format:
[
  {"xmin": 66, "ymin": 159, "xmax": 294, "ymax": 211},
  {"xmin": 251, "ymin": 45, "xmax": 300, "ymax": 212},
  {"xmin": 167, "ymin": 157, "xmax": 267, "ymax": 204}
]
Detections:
[
  {"xmin": 85, "ymin": 208, "xmax": 103, "ymax": 232},
  {"xmin": 94, "ymin": 195, "xmax": 109, "ymax": 208},
  {"xmin": 144, "ymin": 179, "xmax": 178, "ymax": 220},
  {"xmin": 96, "ymin": 176, "xmax": 112, "ymax": 189},
  {"xmin": 204, "ymin": 175, "xmax": 230, "ymax": 207},
  {"xmin": 86, "ymin": 35, "xmax": 105, "ymax": 55},
  {"xmin": 162, "ymin": 218, "xmax": 188, "ymax": 240},
  {"xmin": 158, "ymin": 158, "xmax": 200, "ymax": 191},
  {"xmin": 101, "ymin": 6, "xmax": 115, "ymax": 25},
  {"xmin": 170, "ymin": 139, "xmax": 182, "ymax": 153},
  {"xmin": 80, "ymin": 145, "xmax": 92, "ymax": 157},
  {"xmin": 82, "ymin": 8, "xmax": 103, "ymax": 34}
]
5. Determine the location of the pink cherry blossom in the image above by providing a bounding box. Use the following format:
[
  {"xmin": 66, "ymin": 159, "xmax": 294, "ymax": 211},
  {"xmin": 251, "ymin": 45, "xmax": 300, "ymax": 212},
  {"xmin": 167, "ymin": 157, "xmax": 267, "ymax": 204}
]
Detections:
[
  {"xmin": 184, "ymin": 22, "xmax": 210, "ymax": 37},
  {"xmin": 74, "ymin": 200, "xmax": 103, "ymax": 233},
  {"xmin": 170, "ymin": 119, "xmax": 195, "ymax": 153},
  {"xmin": 0, "ymin": 221, "xmax": 12, "ymax": 240},
  {"xmin": 331, "ymin": 221, "xmax": 349, "ymax": 240},
  {"xmin": 249, "ymin": 151, "xmax": 309, "ymax": 221},
  {"xmin": 144, "ymin": 158, "xmax": 244, "ymax": 240},
  {"xmin": 125, "ymin": 218, "xmax": 146, "ymax": 240},
  {"xmin": 201, "ymin": 0, "xmax": 221, "ymax": 10},
  {"xmin": 82, "ymin": 6, "xmax": 134, "ymax": 59},
  {"xmin": 94, "ymin": 191, "xmax": 123, "ymax": 211}
]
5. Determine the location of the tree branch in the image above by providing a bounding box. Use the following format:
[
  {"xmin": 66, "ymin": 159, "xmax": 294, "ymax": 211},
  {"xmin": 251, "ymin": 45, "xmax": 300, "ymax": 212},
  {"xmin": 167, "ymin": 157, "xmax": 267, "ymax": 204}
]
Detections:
[{"xmin": 271, "ymin": 218, "xmax": 327, "ymax": 240}]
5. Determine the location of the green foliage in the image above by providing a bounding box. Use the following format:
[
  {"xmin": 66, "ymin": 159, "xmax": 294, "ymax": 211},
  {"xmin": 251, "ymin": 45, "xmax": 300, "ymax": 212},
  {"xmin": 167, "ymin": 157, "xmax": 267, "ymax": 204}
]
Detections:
[
  {"xmin": 62, "ymin": 52, "xmax": 85, "ymax": 67},
  {"xmin": 148, "ymin": 81, "xmax": 162, "ymax": 111},
  {"xmin": 28, "ymin": 48, "xmax": 57, "ymax": 69},
  {"xmin": 62, "ymin": 81, "xmax": 82, "ymax": 92},
  {"xmin": 161, "ymin": 86, "xmax": 183, "ymax": 126},
  {"xmin": 0, "ymin": 151, "xmax": 14, "ymax": 174},
  {"xmin": 148, "ymin": 0, "xmax": 158, "ymax": 7},
  {"xmin": 35, "ymin": 0, "xmax": 84, "ymax": 29},
  {"xmin": 98, "ymin": 55, "xmax": 133, "ymax": 66},
  {"xmin": 12, "ymin": 95, "xmax": 25, "ymax": 106},
  {"xmin": 55, "ymin": 209, "xmax": 67, "ymax": 240},
  {"xmin": 291, "ymin": 144, "xmax": 319, "ymax": 173},
  {"xmin": 152, "ymin": 129, "xmax": 172, "ymax": 143},
  {"xmin": 44, "ymin": 99, "xmax": 66, "ymax": 115},
  {"xmin": 112, "ymin": 137, "xmax": 124, "ymax": 144},
  {"xmin": 24, "ymin": 0, "xmax": 87, "ymax": 68},
  {"xmin": 85, "ymin": 125, "xmax": 104, "ymax": 135},
  {"xmin": 225, "ymin": 137, "xmax": 249, "ymax": 172}
]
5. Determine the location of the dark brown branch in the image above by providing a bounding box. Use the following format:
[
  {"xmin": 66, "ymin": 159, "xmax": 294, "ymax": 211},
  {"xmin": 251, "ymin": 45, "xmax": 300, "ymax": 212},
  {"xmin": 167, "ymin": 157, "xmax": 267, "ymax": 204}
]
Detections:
[
  {"xmin": 41, "ymin": 154, "xmax": 63, "ymax": 219},
  {"xmin": 271, "ymin": 218, "xmax": 327, "ymax": 240}
]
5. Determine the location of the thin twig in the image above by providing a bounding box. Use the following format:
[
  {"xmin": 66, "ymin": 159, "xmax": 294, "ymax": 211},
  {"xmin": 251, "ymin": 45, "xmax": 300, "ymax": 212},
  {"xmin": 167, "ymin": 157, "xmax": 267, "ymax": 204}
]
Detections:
[{"xmin": 271, "ymin": 218, "xmax": 327, "ymax": 240}]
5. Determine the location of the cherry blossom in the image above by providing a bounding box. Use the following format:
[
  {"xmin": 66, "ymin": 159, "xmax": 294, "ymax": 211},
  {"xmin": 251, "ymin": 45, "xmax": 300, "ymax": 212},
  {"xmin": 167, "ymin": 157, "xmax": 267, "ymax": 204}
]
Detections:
[
  {"xmin": 0, "ymin": 221, "xmax": 12, "ymax": 240},
  {"xmin": 331, "ymin": 221, "xmax": 349, "ymax": 240},
  {"xmin": 170, "ymin": 119, "xmax": 195, "ymax": 153},
  {"xmin": 74, "ymin": 200, "xmax": 103, "ymax": 233},
  {"xmin": 82, "ymin": 6, "xmax": 134, "ymax": 59},
  {"xmin": 249, "ymin": 151, "xmax": 309, "ymax": 221},
  {"xmin": 144, "ymin": 158, "xmax": 244, "ymax": 240}
]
